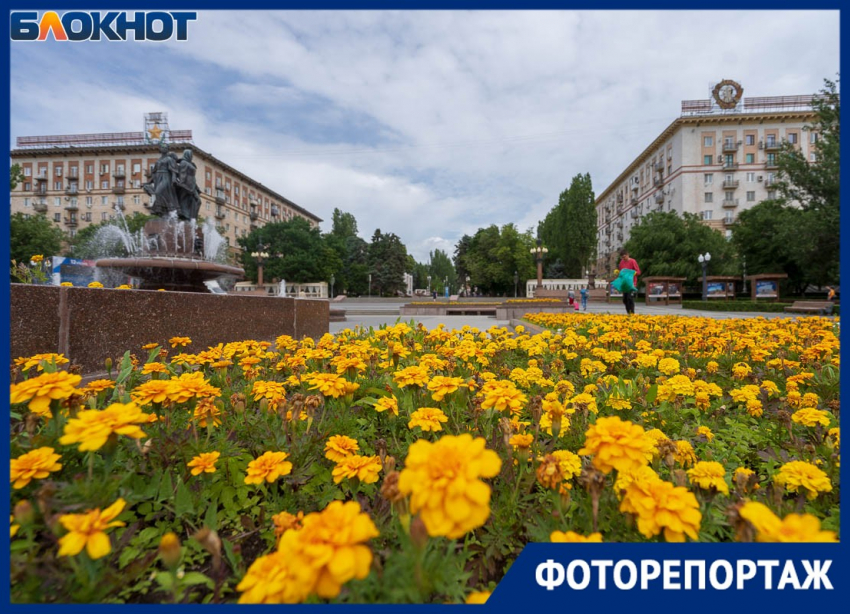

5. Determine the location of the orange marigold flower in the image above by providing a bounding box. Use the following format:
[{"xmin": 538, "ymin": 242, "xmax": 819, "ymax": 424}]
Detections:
[
  {"xmin": 739, "ymin": 501, "xmax": 837, "ymax": 542},
  {"xmin": 578, "ymin": 416, "xmax": 654, "ymax": 474},
  {"xmin": 774, "ymin": 460, "xmax": 832, "ymax": 500},
  {"xmin": 10, "ymin": 447, "xmax": 62, "ymax": 489},
  {"xmin": 687, "ymin": 461, "xmax": 729, "ymax": 495},
  {"xmin": 57, "ymin": 498, "xmax": 126, "ymax": 559},
  {"xmin": 10, "ymin": 370, "xmax": 82, "ymax": 418},
  {"xmin": 550, "ymin": 531, "xmax": 603, "ymax": 542},
  {"xmin": 187, "ymin": 451, "xmax": 220, "ymax": 476},
  {"xmin": 324, "ymin": 435, "xmax": 359, "ymax": 462},
  {"xmin": 169, "ymin": 336, "xmax": 192, "ymax": 348},
  {"xmin": 332, "ymin": 455, "xmax": 383, "ymax": 484},
  {"xmin": 245, "ymin": 451, "xmax": 293, "ymax": 485},
  {"xmin": 620, "ymin": 478, "xmax": 701, "ymax": 542},
  {"xmin": 408, "ymin": 407, "xmax": 449, "ymax": 432},
  {"xmin": 59, "ymin": 402, "xmax": 151, "ymax": 451}
]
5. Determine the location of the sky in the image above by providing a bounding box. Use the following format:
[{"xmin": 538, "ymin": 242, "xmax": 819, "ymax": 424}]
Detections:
[{"xmin": 9, "ymin": 10, "xmax": 840, "ymax": 262}]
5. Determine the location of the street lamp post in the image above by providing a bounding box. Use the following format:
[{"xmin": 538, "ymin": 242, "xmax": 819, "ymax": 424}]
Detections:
[
  {"xmin": 250, "ymin": 244, "xmax": 270, "ymax": 288},
  {"xmin": 529, "ymin": 238, "xmax": 549, "ymax": 297},
  {"xmin": 698, "ymin": 252, "xmax": 712, "ymax": 302},
  {"xmin": 444, "ymin": 276, "xmax": 448, "ymax": 298},
  {"xmin": 329, "ymin": 274, "xmax": 335, "ymax": 299},
  {"xmin": 368, "ymin": 273, "xmax": 372, "ymax": 298},
  {"xmin": 427, "ymin": 275, "xmax": 431, "ymax": 294},
  {"xmin": 742, "ymin": 256, "xmax": 748, "ymax": 294},
  {"xmin": 514, "ymin": 270, "xmax": 519, "ymax": 298}
]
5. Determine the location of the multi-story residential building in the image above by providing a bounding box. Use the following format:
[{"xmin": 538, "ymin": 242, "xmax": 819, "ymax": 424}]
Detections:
[
  {"xmin": 10, "ymin": 113, "xmax": 321, "ymax": 253},
  {"xmin": 595, "ymin": 81, "xmax": 819, "ymax": 273}
]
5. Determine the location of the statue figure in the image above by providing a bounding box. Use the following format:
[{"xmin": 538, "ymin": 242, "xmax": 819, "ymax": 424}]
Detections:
[
  {"xmin": 174, "ymin": 149, "xmax": 202, "ymax": 221},
  {"xmin": 142, "ymin": 140, "xmax": 179, "ymax": 217}
]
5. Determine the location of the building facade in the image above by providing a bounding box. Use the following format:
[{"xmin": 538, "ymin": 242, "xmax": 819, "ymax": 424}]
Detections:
[
  {"xmin": 595, "ymin": 82, "xmax": 819, "ymax": 274},
  {"xmin": 10, "ymin": 114, "xmax": 321, "ymax": 256}
]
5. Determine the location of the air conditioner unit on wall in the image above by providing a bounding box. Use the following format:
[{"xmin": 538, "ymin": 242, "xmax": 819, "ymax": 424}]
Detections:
[{"xmin": 757, "ymin": 176, "xmax": 763, "ymax": 181}]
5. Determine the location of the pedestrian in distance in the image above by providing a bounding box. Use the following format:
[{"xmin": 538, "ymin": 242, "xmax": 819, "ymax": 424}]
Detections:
[
  {"xmin": 617, "ymin": 248, "xmax": 641, "ymax": 315},
  {"xmin": 580, "ymin": 286, "xmax": 588, "ymax": 311}
]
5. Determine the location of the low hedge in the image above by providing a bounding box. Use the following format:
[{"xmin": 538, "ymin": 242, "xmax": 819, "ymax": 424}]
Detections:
[{"xmin": 682, "ymin": 300, "xmax": 839, "ymax": 315}]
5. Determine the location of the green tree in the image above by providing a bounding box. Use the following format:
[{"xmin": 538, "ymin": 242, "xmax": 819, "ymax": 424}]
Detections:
[
  {"xmin": 324, "ymin": 208, "xmax": 369, "ymax": 295},
  {"xmin": 10, "ymin": 212, "xmax": 66, "ymax": 265},
  {"xmin": 624, "ymin": 211, "xmax": 737, "ymax": 286},
  {"xmin": 429, "ymin": 249, "xmax": 456, "ymax": 294},
  {"xmin": 368, "ymin": 229, "xmax": 408, "ymax": 296},
  {"xmin": 453, "ymin": 235, "xmax": 472, "ymax": 282},
  {"xmin": 238, "ymin": 217, "xmax": 340, "ymax": 284},
  {"xmin": 462, "ymin": 224, "xmax": 536, "ymax": 295},
  {"xmin": 539, "ymin": 173, "xmax": 597, "ymax": 277},
  {"xmin": 10, "ymin": 163, "xmax": 24, "ymax": 191}
]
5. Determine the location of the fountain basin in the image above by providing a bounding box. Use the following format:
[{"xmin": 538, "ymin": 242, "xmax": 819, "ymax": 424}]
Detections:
[{"xmin": 95, "ymin": 257, "xmax": 244, "ymax": 292}]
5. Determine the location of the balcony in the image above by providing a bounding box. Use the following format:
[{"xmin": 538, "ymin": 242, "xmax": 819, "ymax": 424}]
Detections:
[
  {"xmin": 616, "ymin": 194, "xmax": 623, "ymax": 204},
  {"xmin": 629, "ymin": 196, "xmax": 638, "ymax": 206},
  {"xmin": 653, "ymin": 161, "xmax": 664, "ymax": 172},
  {"xmin": 215, "ymin": 191, "xmax": 226, "ymax": 205},
  {"xmin": 655, "ymin": 192, "xmax": 665, "ymax": 204},
  {"xmin": 34, "ymin": 173, "xmax": 48, "ymax": 181},
  {"xmin": 64, "ymin": 217, "xmax": 78, "ymax": 227},
  {"xmin": 32, "ymin": 185, "xmax": 47, "ymax": 195},
  {"xmin": 763, "ymin": 140, "xmax": 781, "ymax": 151},
  {"xmin": 112, "ymin": 184, "xmax": 125, "ymax": 194},
  {"xmin": 764, "ymin": 160, "xmax": 779, "ymax": 170},
  {"xmin": 722, "ymin": 140, "xmax": 741, "ymax": 153},
  {"xmin": 616, "ymin": 232, "xmax": 624, "ymax": 241},
  {"xmin": 68, "ymin": 170, "xmax": 79, "ymax": 179},
  {"xmin": 722, "ymin": 161, "xmax": 739, "ymax": 170},
  {"xmin": 65, "ymin": 184, "xmax": 79, "ymax": 195},
  {"xmin": 722, "ymin": 179, "xmax": 739, "ymax": 189},
  {"xmin": 270, "ymin": 205, "xmax": 280, "ymax": 217},
  {"xmin": 33, "ymin": 201, "xmax": 48, "ymax": 213},
  {"xmin": 114, "ymin": 202, "xmax": 126, "ymax": 211},
  {"xmin": 113, "ymin": 168, "xmax": 126, "ymax": 179},
  {"xmin": 215, "ymin": 207, "xmax": 226, "ymax": 220},
  {"xmin": 722, "ymin": 198, "xmax": 739, "ymax": 208},
  {"xmin": 653, "ymin": 176, "xmax": 663, "ymax": 186},
  {"xmin": 630, "ymin": 209, "xmax": 639, "ymax": 219},
  {"xmin": 724, "ymin": 217, "xmax": 736, "ymax": 226},
  {"xmin": 764, "ymin": 177, "xmax": 778, "ymax": 187},
  {"xmin": 250, "ymin": 210, "xmax": 259, "ymax": 221},
  {"xmin": 65, "ymin": 202, "xmax": 79, "ymax": 211}
]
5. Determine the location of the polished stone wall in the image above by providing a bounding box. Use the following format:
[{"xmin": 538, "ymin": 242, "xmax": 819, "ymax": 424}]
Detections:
[{"xmin": 10, "ymin": 284, "xmax": 328, "ymax": 374}]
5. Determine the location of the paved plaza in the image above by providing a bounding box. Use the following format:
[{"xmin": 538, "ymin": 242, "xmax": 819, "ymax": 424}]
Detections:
[{"xmin": 329, "ymin": 300, "xmax": 815, "ymax": 333}]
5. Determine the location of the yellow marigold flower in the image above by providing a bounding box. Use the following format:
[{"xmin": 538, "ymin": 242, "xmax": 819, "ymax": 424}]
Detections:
[
  {"xmin": 87, "ymin": 281, "xmax": 104, "ymax": 288},
  {"xmin": 11, "ymin": 515, "xmax": 20, "ymax": 538},
  {"xmin": 687, "ymin": 461, "xmax": 729, "ymax": 495},
  {"xmin": 465, "ymin": 591, "xmax": 491, "ymax": 604},
  {"xmin": 696, "ymin": 425, "xmax": 714, "ymax": 441},
  {"xmin": 607, "ymin": 392, "xmax": 632, "ymax": 411},
  {"xmin": 373, "ymin": 396, "xmax": 399, "ymax": 416},
  {"xmin": 169, "ymin": 336, "xmax": 192, "ymax": 348},
  {"xmin": 828, "ymin": 427, "xmax": 840, "ymax": 448},
  {"xmin": 237, "ymin": 549, "xmax": 313, "ymax": 604},
  {"xmin": 614, "ymin": 465, "xmax": 660, "ymax": 496},
  {"xmin": 245, "ymin": 451, "xmax": 293, "ymax": 485},
  {"xmin": 30, "ymin": 254, "xmax": 44, "ymax": 263},
  {"xmin": 167, "ymin": 372, "xmax": 221, "ymax": 404},
  {"xmin": 739, "ymin": 502, "xmax": 837, "ymax": 542},
  {"xmin": 408, "ymin": 407, "xmax": 449, "ymax": 432},
  {"xmin": 509, "ymin": 433, "xmax": 534, "ymax": 450},
  {"xmin": 10, "ymin": 447, "xmax": 62, "ymax": 489},
  {"xmin": 393, "ymin": 365, "xmax": 431, "ymax": 388},
  {"xmin": 131, "ymin": 379, "xmax": 172, "ymax": 405},
  {"xmin": 644, "ymin": 428, "xmax": 669, "ymax": 456},
  {"xmin": 59, "ymin": 403, "xmax": 151, "ymax": 451},
  {"xmin": 568, "ymin": 392, "xmax": 597, "ymax": 414},
  {"xmin": 550, "ymin": 531, "xmax": 603, "ymax": 542},
  {"xmin": 427, "ymin": 375, "xmax": 465, "ymax": 402},
  {"xmin": 306, "ymin": 373, "xmax": 349, "ymax": 398},
  {"xmin": 479, "ymin": 380, "xmax": 528, "ymax": 414},
  {"xmin": 141, "ymin": 362, "xmax": 168, "ymax": 376},
  {"xmin": 272, "ymin": 510, "xmax": 304, "ymax": 539},
  {"xmin": 60, "ymin": 282, "xmax": 73, "ymax": 287},
  {"xmin": 15, "ymin": 352, "xmax": 69, "ymax": 372},
  {"xmin": 536, "ymin": 455, "xmax": 566, "ymax": 490},
  {"xmin": 791, "ymin": 407, "xmax": 831, "ymax": 428},
  {"xmin": 774, "ymin": 460, "xmax": 832, "ymax": 500},
  {"xmin": 116, "ymin": 284, "xmax": 132, "ymax": 290},
  {"xmin": 141, "ymin": 342, "xmax": 160, "ymax": 350},
  {"xmin": 746, "ymin": 398, "xmax": 764, "ymax": 417},
  {"xmin": 578, "ymin": 416, "xmax": 654, "ymax": 474},
  {"xmin": 657, "ymin": 357, "xmax": 680, "ymax": 375},
  {"xmin": 620, "ymin": 479, "xmax": 701, "ymax": 542},
  {"xmin": 57, "ymin": 498, "xmax": 126, "ymax": 559},
  {"xmin": 81, "ymin": 379, "xmax": 115, "ymax": 395},
  {"xmin": 187, "ymin": 451, "xmax": 220, "ymax": 476},
  {"xmin": 398, "ymin": 434, "xmax": 501, "ymax": 539},
  {"xmin": 732, "ymin": 362, "xmax": 752, "ymax": 379},
  {"xmin": 551, "ymin": 450, "xmax": 582, "ymax": 481},
  {"xmin": 332, "ymin": 454, "xmax": 383, "ymax": 484},
  {"xmin": 10, "ymin": 370, "xmax": 82, "ymax": 418},
  {"xmin": 325, "ymin": 435, "xmax": 360, "ymax": 462},
  {"xmin": 673, "ymin": 440, "xmax": 697, "ymax": 467}
]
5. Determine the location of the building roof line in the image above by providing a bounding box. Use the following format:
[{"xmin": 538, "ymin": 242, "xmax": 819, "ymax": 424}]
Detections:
[
  {"xmin": 594, "ymin": 110, "xmax": 817, "ymax": 204},
  {"xmin": 11, "ymin": 142, "xmax": 322, "ymax": 223}
]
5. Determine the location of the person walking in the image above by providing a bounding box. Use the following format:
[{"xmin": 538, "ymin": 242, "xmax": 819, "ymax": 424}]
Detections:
[
  {"xmin": 618, "ymin": 249, "xmax": 641, "ymax": 315},
  {"xmin": 580, "ymin": 286, "xmax": 588, "ymax": 311},
  {"xmin": 827, "ymin": 286, "xmax": 836, "ymax": 302}
]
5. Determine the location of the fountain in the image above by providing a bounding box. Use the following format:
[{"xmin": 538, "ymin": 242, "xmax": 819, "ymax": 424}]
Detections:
[{"xmin": 94, "ymin": 142, "xmax": 244, "ymax": 292}]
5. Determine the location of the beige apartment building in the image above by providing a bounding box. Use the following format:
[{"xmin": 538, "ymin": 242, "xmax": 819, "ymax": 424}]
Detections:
[
  {"xmin": 595, "ymin": 81, "xmax": 819, "ymax": 274},
  {"xmin": 10, "ymin": 114, "xmax": 321, "ymax": 253}
]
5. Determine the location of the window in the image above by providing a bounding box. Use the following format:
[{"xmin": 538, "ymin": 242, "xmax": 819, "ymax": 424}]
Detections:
[
  {"xmin": 54, "ymin": 197, "xmax": 61, "ymax": 207},
  {"xmin": 746, "ymin": 153, "xmax": 754, "ymax": 164},
  {"xmin": 133, "ymin": 180, "xmax": 141, "ymax": 188},
  {"xmin": 116, "ymin": 196, "xmax": 124, "ymax": 206},
  {"xmin": 116, "ymin": 165, "xmax": 125, "ymax": 174},
  {"xmin": 235, "ymin": 186, "xmax": 240, "ymax": 196},
  {"xmin": 704, "ymin": 192, "xmax": 713, "ymax": 203},
  {"xmin": 101, "ymin": 196, "xmax": 108, "ymax": 205},
  {"xmin": 766, "ymin": 136, "xmax": 776, "ymax": 147},
  {"xmin": 86, "ymin": 165, "xmax": 94, "ymax": 174},
  {"xmin": 206, "ymin": 171, "xmax": 211, "ymax": 180},
  {"xmin": 702, "ymin": 210, "xmax": 713, "ymax": 220},
  {"xmin": 747, "ymin": 172, "xmax": 755, "ymax": 182},
  {"xmin": 102, "ymin": 212, "xmax": 108, "ymax": 221},
  {"xmin": 810, "ymin": 132, "xmax": 819, "ymax": 144},
  {"xmin": 85, "ymin": 180, "xmax": 93, "ymax": 190},
  {"xmin": 100, "ymin": 164, "xmax": 109, "ymax": 174},
  {"xmin": 703, "ymin": 136, "xmax": 713, "ymax": 147},
  {"xmin": 704, "ymin": 173, "xmax": 713, "ymax": 185},
  {"xmin": 86, "ymin": 196, "xmax": 92, "ymax": 205},
  {"xmin": 133, "ymin": 163, "xmax": 141, "ymax": 174},
  {"xmin": 23, "ymin": 198, "xmax": 30, "ymax": 207},
  {"xmin": 667, "ymin": 164, "xmax": 672, "ymax": 175},
  {"xmin": 133, "ymin": 195, "xmax": 140, "ymax": 205},
  {"xmin": 725, "ymin": 229, "xmax": 733, "ymax": 240},
  {"xmin": 747, "ymin": 191, "xmax": 756, "ymax": 202},
  {"xmin": 54, "ymin": 181, "xmax": 62, "ymax": 190},
  {"xmin": 70, "ymin": 197, "xmax": 77, "ymax": 206},
  {"xmin": 788, "ymin": 133, "xmax": 798, "ymax": 144},
  {"xmin": 205, "ymin": 187, "xmax": 211, "ymax": 195},
  {"xmin": 54, "ymin": 213, "xmax": 61, "ymax": 222},
  {"xmin": 704, "ymin": 155, "xmax": 713, "ymax": 165},
  {"xmin": 725, "ymin": 191, "xmax": 734, "ymax": 202},
  {"xmin": 724, "ymin": 154, "xmax": 734, "ymax": 167},
  {"xmin": 55, "ymin": 167, "xmax": 62, "ymax": 176},
  {"xmin": 23, "ymin": 182, "xmax": 30, "ymax": 191},
  {"xmin": 745, "ymin": 134, "xmax": 755, "ymax": 146},
  {"xmin": 768, "ymin": 190, "xmax": 777, "ymax": 200},
  {"xmin": 101, "ymin": 180, "xmax": 109, "ymax": 189},
  {"xmin": 810, "ymin": 152, "xmax": 817, "ymax": 162},
  {"xmin": 23, "ymin": 167, "xmax": 31, "ymax": 177},
  {"xmin": 766, "ymin": 153, "xmax": 777, "ymax": 166},
  {"xmin": 725, "ymin": 213, "xmax": 734, "ymax": 223}
]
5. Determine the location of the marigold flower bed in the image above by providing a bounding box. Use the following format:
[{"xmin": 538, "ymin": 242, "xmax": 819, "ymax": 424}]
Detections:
[{"xmin": 9, "ymin": 314, "xmax": 840, "ymax": 603}]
